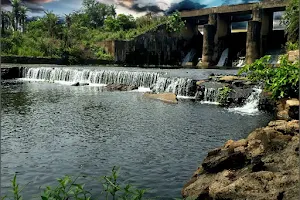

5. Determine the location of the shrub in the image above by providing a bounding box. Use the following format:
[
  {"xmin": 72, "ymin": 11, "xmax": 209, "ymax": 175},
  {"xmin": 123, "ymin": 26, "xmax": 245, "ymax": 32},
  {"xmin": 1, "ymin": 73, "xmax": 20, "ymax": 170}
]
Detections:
[
  {"xmin": 1, "ymin": 167, "xmax": 147, "ymax": 200},
  {"xmin": 238, "ymin": 55, "xmax": 299, "ymax": 99}
]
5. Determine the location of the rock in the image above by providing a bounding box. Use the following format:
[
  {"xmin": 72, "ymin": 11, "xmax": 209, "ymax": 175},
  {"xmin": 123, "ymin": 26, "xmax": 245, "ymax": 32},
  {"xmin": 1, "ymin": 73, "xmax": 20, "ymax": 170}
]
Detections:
[
  {"xmin": 202, "ymin": 150, "xmax": 248, "ymax": 173},
  {"xmin": 71, "ymin": 82, "xmax": 80, "ymax": 86},
  {"xmin": 219, "ymin": 76, "xmax": 247, "ymax": 83},
  {"xmin": 106, "ymin": 84, "xmax": 138, "ymax": 91},
  {"xmin": 182, "ymin": 121, "xmax": 300, "ymax": 200},
  {"xmin": 276, "ymin": 98, "xmax": 300, "ymax": 120},
  {"xmin": 196, "ymin": 80, "xmax": 206, "ymax": 85},
  {"xmin": 143, "ymin": 92, "xmax": 178, "ymax": 104},
  {"xmin": 225, "ymin": 139, "xmax": 248, "ymax": 149},
  {"xmin": 288, "ymin": 50, "xmax": 299, "ymax": 62},
  {"xmin": 286, "ymin": 99, "xmax": 300, "ymax": 107}
]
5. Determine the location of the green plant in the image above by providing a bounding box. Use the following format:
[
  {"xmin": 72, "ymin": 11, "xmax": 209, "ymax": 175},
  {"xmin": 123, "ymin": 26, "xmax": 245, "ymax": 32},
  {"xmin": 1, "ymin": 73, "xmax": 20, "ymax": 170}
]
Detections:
[
  {"xmin": 285, "ymin": 41, "xmax": 299, "ymax": 51},
  {"xmin": 217, "ymin": 86, "xmax": 231, "ymax": 105},
  {"xmin": 282, "ymin": 0, "xmax": 299, "ymax": 43},
  {"xmin": 41, "ymin": 176, "xmax": 91, "ymax": 200},
  {"xmin": 166, "ymin": 11, "xmax": 185, "ymax": 33},
  {"xmin": 2, "ymin": 167, "xmax": 147, "ymax": 200},
  {"xmin": 238, "ymin": 55, "xmax": 299, "ymax": 99}
]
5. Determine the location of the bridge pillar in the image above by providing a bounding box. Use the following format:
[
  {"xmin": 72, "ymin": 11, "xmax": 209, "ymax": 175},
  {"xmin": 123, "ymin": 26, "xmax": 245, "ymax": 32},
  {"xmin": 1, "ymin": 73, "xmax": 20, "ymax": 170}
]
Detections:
[
  {"xmin": 261, "ymin": 11, "xmax": 273, "ymax": 54},
  {"xmin": 213, "ymin": 14, "xmax": 231, "ymax": 63},
  {"xmin": 246, "ymin": 21, "xmax": 262, "ymax": 64},
  {"xmin": 201, "ymin": 24, "xmax": 216, "ymax": 68}
]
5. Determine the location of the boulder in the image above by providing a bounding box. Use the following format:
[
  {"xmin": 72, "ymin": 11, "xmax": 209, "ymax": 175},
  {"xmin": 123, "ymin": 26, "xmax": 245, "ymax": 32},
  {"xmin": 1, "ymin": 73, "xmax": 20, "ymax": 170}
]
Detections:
[
  {"xmin": 182, "ymin": 120, "xmax": 300, "ymax": 200},
  {"xmin": 202, "ymin": 150, "xmax": 248, "ymax": 173},
  {"xmin": 288, "ymin": 50, "xmax": 299, "ymax": 62},
  {"xmin": 276, "ymin": 99, "xmax": 300, "ymax": 120},
  {"xmin": 143, "ymin": 93, "xmax": 178, "ymax": 104}
]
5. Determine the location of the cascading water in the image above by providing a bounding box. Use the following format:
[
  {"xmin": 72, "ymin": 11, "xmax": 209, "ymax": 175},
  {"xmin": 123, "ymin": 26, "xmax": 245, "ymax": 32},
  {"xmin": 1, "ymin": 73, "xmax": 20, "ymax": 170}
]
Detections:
[
  {"xmin": 217, "ymin": 48, "xmax": 229, "ymax": 67},
  {"xmin": 228, "ymin": 88, "xmax": 262, "ymax": 115},
  {"xmin": 22, "ymin": 67, "xmax": 197, "ymax": 97},
  {"xmin": 23, "ymin": 67, "xmax": 159, "ymax": 88},
  {"xmin": 152, "ymin": 77, "xmax": 196, "ymax": 97},
  {"xmin": 182, "ymin": 49, "xmax": 196, "ymax": 66},
  {"xmin": 195, "ymin": 88, "xmax": 220, "ymax": 104}
]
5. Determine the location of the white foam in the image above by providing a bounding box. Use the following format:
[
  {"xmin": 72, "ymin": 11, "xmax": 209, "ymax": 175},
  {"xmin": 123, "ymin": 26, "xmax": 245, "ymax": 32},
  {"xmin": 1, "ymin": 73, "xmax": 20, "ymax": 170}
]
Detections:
[
  {"xmin": 228, "ymin": 88, "xmax": 262, "ymax": 115},
  {"xmin": 177, "ymin": 95, "xmax": 196, "ymax": 100},
  {"xmin": 200, "ymin": 101, "xmax": 220, "ymax": 105}
]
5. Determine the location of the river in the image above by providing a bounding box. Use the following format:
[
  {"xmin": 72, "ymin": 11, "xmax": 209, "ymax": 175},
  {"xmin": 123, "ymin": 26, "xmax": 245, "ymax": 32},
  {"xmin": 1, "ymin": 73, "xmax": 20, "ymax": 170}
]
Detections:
[{"xmin": 1, "ymin": 66, "xmax": 273, "ymax": 199}]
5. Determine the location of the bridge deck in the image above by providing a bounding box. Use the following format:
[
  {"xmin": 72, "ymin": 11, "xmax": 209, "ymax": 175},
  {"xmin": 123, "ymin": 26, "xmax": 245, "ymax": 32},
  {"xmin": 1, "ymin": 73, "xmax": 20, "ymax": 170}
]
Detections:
[{"xmin": 180, "ymin": 0, "xmax": 287, "ymax": 18}]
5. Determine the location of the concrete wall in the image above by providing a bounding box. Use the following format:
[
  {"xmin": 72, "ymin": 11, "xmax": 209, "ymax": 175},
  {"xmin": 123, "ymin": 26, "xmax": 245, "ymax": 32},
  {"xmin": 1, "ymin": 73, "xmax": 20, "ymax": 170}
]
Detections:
[{"xmin": 101, "ymin": 25, "xmax": 186, "ymax": 65}]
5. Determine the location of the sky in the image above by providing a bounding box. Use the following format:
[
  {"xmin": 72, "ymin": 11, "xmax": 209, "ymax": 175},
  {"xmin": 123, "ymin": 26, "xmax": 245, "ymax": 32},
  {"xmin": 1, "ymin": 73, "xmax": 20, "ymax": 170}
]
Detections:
[{"xmin": 1, "ymin": 0, "xmax": 261, "ymax": 17}]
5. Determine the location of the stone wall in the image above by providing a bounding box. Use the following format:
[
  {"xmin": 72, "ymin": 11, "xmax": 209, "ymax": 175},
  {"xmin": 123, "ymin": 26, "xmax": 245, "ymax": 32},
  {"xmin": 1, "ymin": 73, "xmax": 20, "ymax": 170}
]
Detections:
[{"xmin": 100, "ymin": 25, "xmax": 187, "ymax": 65}]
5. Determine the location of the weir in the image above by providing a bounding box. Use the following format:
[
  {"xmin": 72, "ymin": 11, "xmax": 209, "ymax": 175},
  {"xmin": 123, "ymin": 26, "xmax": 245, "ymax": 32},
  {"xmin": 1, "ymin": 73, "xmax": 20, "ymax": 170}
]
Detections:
[
  {"xmin": 180, "ymin": 0, "xmax": 287, "ymax": 67},
  {"xmin": 22, "ymin": 67, "xmax": 197, "ymax": 97}
]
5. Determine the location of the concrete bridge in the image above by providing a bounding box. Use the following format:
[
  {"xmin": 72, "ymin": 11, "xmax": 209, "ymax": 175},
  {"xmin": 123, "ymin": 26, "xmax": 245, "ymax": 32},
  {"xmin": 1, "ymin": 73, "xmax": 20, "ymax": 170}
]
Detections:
[{"xmin": 180, "ymin": 0, "xmax": 288, "ymax": 67}]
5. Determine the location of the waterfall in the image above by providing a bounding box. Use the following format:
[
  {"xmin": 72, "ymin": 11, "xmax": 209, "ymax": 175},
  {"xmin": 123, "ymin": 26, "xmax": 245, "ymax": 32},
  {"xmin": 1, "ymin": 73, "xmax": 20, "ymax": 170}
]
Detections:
[
  {"xmin": 233, "ymin": 57, "xmax": 245, "ymax": 68},
  {"xmin": 216, "ymin": 48, "xmax": 229, "ymax": 67},
  {"xmin": 195, "ymin": 88, "xmax": 220, "ymax": 104},
  {"xmin": 152, "ymin": 77, "xmax": 196, "ymax": 97},
  {"xmin": 182, "ymin": 49, "xmax": 196, "ymax": 66},
  {"xmin": 23, "ymin": 67, "xmax": 159, "ymax": 88},
  {"xmin": 228, "ymin": 88, "xmax": 262, "ymax": 115},
  {"xmin": 22, "ymin": 67, "xmax": 197, "ymax": 97}
]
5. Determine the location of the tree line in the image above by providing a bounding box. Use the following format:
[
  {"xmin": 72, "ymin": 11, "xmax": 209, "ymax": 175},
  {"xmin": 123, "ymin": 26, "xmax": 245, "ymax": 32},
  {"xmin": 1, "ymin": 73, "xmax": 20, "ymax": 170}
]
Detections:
[{"xmin": 1, "ymin": 0, "xmax": 184, "ymax": 63}]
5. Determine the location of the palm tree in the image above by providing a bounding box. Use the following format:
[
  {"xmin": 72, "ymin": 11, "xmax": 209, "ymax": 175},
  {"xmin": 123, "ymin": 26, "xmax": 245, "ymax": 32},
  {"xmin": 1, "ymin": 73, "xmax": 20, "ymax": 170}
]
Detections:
[
  {"xmin": 19, "ymin": 6, "xmax": 27, "ymax": 32},
  {"xmin": 11, "ymin": 0, "xmax": 21, "ymax": 31},
  {"xmin": 1, "ymin": 10, "xmax": 12, "ymax": 34}
]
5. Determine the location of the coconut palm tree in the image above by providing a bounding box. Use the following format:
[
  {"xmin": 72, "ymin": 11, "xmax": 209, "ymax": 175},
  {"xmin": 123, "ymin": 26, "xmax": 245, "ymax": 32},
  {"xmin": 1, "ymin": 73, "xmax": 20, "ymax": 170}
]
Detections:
[
  {"xmin": 11, "ymin": 0, "xmax": 21, "ymax": 31},
  {"xmin": 1, "ymin": 10, "xmax": 12, "ymax": 34},
  {"xmin": 19, "ymin": 6, "xmax": 28, "ymax": 32}
]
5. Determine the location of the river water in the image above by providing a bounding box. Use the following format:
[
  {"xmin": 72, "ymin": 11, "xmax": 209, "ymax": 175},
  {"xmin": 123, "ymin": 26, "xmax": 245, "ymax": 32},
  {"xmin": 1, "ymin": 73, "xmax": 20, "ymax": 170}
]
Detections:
[{"xmin": 1, "ymin": 66, "xmax": 273, "ymax": 199}]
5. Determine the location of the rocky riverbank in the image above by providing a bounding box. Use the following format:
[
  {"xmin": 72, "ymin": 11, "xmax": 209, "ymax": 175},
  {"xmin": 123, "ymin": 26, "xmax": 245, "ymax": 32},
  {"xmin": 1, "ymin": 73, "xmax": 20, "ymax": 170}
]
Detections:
[{"xmin": 182, "ymin": 118, "xmax": 299, "ymax": 200}]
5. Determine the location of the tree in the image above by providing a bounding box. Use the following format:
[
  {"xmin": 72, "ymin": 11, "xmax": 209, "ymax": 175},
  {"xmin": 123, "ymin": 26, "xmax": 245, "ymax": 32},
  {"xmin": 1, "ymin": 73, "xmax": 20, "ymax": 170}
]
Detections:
[
  {"xmin": 11, "ymin": 0, "xmax": 21, "ymax": 31},
  {"xmin": 82, "ymin": 0, "xmax": 116, "ymax": 28},
  {"xmin": 19, "ymin": 6, "xmax": 27, "ymax": 32},
  {"xmin": 42, "ymin": 11, "xmax": 61, "ymax": 38},
  {"xmin": 1, "ymin": 10, "xmax": 12, "ymax": 34},
  {"xmin": 282, "ymin": 0, "xmax": 299, "ymax": 44},
  {"xmin": 166, "ymin": 11, "xmax": 185, "ymax": 33},
  {"xmin": 104, "ymin": 14, "xmax": 136, "ymax": 31}
]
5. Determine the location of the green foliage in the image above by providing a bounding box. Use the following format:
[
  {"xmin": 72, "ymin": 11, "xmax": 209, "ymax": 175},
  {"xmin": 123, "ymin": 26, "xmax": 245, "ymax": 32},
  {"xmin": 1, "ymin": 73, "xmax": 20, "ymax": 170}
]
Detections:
[
  {"xmin": 238, "ymin": 55, "xmax": 299, "ymax": 99},
  {"xmin": 2, "ymin": 167, "xmax": 147, "ymax": 200},
  {"xmin": 282, "ymin": 0, "xmax": 299, "ymax": 43},
  {"xmin": 218, "ymin": 86, "xmax": 231, "ymax": 105},
  {"xmin": 2, "ymin": 0, "xmax": 186, "ymax": 63},
  {"xmin": 166, "ymin": 11, "xmax": 185, "ymax": 33},
  {"xmin": 96, "ymin": 47, "xmax": 114, "ymax": 61},
  {"xmin": 285, "ymin": 41, "xmax": 299, "ymax": 51}
]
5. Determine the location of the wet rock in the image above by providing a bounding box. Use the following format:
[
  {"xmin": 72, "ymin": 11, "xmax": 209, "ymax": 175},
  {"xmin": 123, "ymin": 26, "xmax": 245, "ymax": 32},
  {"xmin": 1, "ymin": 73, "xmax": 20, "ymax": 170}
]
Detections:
[
  {"xmin": 143, "ymin": 92, "xmax": 178, "ymax": 104},
  {"xmin": 106, "ymin": 84, "xmax": 138, "ymax": 91},
  {"xmin": 71, "ymin": 82, "xmax": 80, "ymax": 86}
]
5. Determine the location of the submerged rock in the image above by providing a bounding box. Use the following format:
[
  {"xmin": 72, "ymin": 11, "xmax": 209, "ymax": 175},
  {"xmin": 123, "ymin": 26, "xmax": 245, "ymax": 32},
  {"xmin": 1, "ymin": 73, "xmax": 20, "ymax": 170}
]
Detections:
[
  {"xmin": 143, "ymin": 92, "xmax": 178, "ymax": 104},
  {"xmin": 182, "ymin": 120, "xmax": 300, "ymax": 200}
]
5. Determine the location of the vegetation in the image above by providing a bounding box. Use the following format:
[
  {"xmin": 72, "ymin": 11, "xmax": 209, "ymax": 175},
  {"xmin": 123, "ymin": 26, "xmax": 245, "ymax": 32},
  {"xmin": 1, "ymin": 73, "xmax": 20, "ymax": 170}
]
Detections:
[
  {"xmin": 2, "ymin": 167, "xmax": 148, "ymax": 200},
  {"xmin": 238, "ymin": 55, "xmax": 299, "ymax": 100},
  {"xmin": 1, "ymin": 0, "xmax": 185, "ymax": 64},
  {"xmin": 282, "ymin": 0, "xmax": 299, "ymax": 49},
  {"xmin": 217, "ymin": 86, "xmax": 231, "ymax": 105}
]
